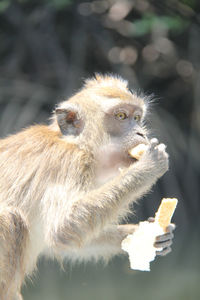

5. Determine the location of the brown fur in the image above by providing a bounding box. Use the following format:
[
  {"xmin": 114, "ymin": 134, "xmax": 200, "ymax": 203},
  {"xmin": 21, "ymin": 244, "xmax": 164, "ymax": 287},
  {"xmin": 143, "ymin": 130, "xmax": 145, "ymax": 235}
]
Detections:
[{"xmin": 0, "ymin": 74, "xmax": 169, "ymax": 299}]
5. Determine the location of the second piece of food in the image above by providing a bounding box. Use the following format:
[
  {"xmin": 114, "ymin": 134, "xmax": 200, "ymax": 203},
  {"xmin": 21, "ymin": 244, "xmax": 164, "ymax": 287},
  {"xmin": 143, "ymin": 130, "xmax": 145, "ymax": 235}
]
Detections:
[{"xmin": 121, "ymin": 198, "xmax": 178, "ymax": 271}]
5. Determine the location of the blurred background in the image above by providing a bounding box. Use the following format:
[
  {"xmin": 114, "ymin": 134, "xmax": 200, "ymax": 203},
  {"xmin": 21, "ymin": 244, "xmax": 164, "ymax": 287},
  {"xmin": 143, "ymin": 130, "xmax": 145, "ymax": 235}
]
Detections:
[{"xmin": 0, "ymin": 0, "xmax": 200, "ymax": 299}]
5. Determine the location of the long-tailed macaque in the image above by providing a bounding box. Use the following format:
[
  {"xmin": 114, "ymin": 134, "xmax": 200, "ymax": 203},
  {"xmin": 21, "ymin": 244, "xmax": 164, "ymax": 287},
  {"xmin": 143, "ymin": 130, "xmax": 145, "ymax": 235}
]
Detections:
[{"xmin": 0, "ymin": 75, "xmax": 175, "ymax": 299}]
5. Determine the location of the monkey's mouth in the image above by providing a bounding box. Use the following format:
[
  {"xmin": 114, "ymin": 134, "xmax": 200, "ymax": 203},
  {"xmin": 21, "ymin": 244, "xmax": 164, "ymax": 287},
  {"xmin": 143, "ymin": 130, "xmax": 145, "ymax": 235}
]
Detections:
[
  {"xmin": 125, "ymin": 153, "xmax": 138, "ymax": 167},
  {"xmin": 117, "ymin": 150, "xmax": 138, "ymax": 168},
  {"xmin": 127, "ymin": 153, "xmax": 137, "ymax": 163}
]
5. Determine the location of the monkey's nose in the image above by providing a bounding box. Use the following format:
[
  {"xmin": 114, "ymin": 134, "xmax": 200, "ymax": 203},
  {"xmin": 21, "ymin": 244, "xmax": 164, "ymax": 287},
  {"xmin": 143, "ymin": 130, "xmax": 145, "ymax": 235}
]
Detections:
[{"xmin": 136, "ymin": 132, "xmax": 145, "ymax": 138}]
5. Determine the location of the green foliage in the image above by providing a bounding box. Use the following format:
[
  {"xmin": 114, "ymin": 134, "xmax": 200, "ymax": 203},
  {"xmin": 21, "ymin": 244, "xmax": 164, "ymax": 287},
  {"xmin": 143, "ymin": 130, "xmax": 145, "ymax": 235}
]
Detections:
[
  {"xmin": 132, "ymin": 14, "xmax": 189, "ymax": 37},
  {"xmin": 0, "ymin": 0, "xmax": 10, "ymax": 12},
  {"xmin": 45, "ymin": 0, "xmax": 73, "ymax": 9},
  {"xmin": 179, "ymin": 0, "xmax": 196, "ymax": 9}
]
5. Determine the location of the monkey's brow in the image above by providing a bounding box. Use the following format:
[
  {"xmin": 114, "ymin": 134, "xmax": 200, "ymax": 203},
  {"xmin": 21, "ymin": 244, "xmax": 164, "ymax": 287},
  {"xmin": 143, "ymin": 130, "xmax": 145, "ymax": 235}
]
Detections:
[{"xmin": 98, "ymin": 88, "xmax": 133, "ymax": 101}]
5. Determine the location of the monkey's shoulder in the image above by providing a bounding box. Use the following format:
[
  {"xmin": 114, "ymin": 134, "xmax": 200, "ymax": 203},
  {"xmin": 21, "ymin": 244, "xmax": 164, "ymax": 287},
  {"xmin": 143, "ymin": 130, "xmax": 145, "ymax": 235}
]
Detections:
[{"xmin": 0, "ymin": 125, "xmax": 77, "ymax": 155}]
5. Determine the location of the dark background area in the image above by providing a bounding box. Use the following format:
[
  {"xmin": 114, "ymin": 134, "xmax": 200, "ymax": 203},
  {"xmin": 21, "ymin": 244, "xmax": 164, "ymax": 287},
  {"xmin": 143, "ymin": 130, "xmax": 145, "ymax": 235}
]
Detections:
[{"xmin": 0, "ymin": 0, "xmax": 199, "ymax": 299}]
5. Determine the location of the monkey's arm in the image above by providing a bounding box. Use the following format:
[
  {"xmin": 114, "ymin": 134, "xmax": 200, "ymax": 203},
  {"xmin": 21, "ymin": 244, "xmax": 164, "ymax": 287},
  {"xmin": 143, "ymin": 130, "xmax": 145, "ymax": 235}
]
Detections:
[
  {"xmin": 87, "ymin": 224, "xmax": 139, "ymax": 256},
  {"xmin": 88, "ymin": 223, "xmax": 175, "ymax": 258},
  {"xmin": 45, "ymin": 140, "xmax": 168, "ymax": 249},
  {"xmin": 0, "ymin": 206, "xmax": 29, "ymax": 299},
  {"xmin": 58, "ymin": 224, "xmax": 137, "ymax": 260},
  {"xmin": 57, "ymin": 223, "xmax": 174, "ymax": 261}
]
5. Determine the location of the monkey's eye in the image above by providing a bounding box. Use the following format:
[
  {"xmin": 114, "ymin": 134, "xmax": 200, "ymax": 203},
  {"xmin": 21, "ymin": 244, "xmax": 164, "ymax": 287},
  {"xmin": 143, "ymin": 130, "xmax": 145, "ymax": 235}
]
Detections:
[
  {"xmin": 134, "ymin": 114, "xmax": 141, "ymax": 122},
  {"xmin": 115, "ymin": 112, "xmax": 128, "ymax": 120}
]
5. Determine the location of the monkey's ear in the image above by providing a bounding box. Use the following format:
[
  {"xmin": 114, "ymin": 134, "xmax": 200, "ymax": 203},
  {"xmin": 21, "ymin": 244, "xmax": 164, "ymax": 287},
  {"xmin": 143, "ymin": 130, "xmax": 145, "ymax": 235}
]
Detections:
[{"xmin": 55, "ymin": 108, "xmax": 83, "ymax": 136}]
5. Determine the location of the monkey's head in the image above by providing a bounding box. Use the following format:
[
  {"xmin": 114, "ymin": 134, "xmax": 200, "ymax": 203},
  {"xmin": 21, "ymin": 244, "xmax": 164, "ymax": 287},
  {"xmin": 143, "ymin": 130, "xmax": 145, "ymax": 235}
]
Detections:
[{"xmin": 54, "ymin": 74, "xmax": 150, "ymax": 179}]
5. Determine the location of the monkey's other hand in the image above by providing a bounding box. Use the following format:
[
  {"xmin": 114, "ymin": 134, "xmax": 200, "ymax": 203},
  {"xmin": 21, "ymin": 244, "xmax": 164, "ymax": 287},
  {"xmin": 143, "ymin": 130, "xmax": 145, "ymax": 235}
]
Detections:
[
  {"xmin": 142, "ymin": 138, "xmax": 169, "ymax": 178},
  {"xmin": 148, "ymin": 218, "xmax": 175, "ymax": 256}
]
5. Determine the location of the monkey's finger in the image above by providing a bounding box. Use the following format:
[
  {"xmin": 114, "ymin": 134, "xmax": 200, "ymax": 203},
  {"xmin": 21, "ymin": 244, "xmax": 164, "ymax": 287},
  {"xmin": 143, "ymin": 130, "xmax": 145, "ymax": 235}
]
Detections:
[
  {"xmin": 155, "ymin": 143, "xmax": 167, "ymax": 151},
  {"xmin": 150, "ymin": 138, "xmax": 159, "ymax": 149},
  {"xmin": 156, "ymin": 247, "xmax": 171, "ymax": 256},
  {"xmin": 156, "ymin": 232, "xmax": 174, "ymax": 243},
  {"xmin": 166, "ymin": 223, "xmax": 176, "ymax": 232},
  {"xmin": 147, "ymin": 217, "xmax": 155, "ymax": 223},
  {"xmin": 154, "ymin": 238, "xmax": 173, "ymax": 249}
]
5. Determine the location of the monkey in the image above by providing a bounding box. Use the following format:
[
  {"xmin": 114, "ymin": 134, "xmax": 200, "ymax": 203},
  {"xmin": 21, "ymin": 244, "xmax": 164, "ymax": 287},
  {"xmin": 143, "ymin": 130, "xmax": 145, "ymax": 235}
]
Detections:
[{"xmin": 0, "ymin": 74, "xmax": 175, "ymax": 299}]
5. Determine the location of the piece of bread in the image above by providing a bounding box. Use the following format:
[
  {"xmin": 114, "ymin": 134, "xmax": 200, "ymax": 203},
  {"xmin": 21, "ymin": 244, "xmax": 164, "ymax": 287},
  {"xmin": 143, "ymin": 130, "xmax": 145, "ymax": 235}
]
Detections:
[
  {"xmin": 121, "ymin": 197, "xmax": 178, "ymax": 271},
  {"xmin": 128, "ymin": 144, "xmax": 148, "ymax": 160},
  {"xmin": 154, "ymin": 198, "xmax": 178, "ymax": 232}
]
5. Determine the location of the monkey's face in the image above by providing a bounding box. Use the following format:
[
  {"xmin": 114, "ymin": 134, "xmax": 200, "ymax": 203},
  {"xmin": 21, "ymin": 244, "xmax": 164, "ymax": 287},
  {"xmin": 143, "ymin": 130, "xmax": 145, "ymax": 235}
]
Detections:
[
  {"xmin": 95, "ymin": 99, "xmax": 149, "ymax": 177},
  {"xmin": 54, "ymin": 75, "xmax": 150, "ymax": 182}
]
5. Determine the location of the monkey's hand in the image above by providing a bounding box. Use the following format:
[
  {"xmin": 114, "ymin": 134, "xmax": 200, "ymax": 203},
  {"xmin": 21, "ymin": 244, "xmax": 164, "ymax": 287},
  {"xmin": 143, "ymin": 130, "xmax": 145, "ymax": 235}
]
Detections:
[
  {"xmin": 120, "ymin": 138, "xmax": 169, "ymax": 199},
  {"xmin": 139, "ymin": 138, "xmax": 169, "ymax": 179},
  {"xmin": 148, "ymin": 217, "xmax": 175, "ymax": 256}
]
